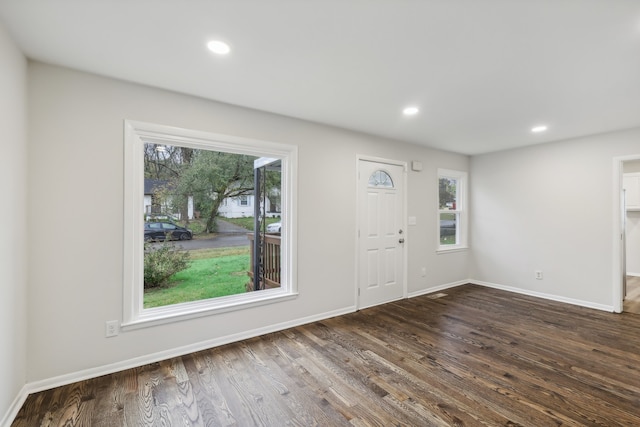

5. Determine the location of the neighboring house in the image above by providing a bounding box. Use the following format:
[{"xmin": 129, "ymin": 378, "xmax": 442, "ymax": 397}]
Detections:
[
  {"xmin": 144, "ymin": 179, "xmax": 194, "ymax": 220},
  {"xmin": 217, "ymin": 194, "xmax": 254, "ymax": 218},
  {"xmin": 145, "ymin": 178, "xmax": 279, "ymax": 220},
  {"xmin": 217, "ymin": 193, "xmax": 281, "ymax": 218}
]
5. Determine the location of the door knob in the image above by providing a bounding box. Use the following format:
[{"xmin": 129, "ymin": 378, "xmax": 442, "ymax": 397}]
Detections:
[{"xmin": 399, "ymin": 238, "xmax": 405, "ymax": 244}]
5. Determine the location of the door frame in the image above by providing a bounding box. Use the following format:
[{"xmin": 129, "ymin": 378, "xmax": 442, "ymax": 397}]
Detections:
[
  {"xmin": 613, "ymin": 154, "xmax": 640, "ymax": 313},
  {"xmin": 355, "ymin": 155, "xmax": 408, "ymax": 310}
]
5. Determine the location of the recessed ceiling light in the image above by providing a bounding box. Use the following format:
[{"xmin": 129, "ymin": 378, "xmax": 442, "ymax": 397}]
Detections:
[
  {"xmin": 207, "ymin": 40, "xmax": 231, "ymax": 55},
  {"xmin": 531, "ymin": 125, "xmax": 548, "ymax": 133},
  {"xmin": 403, "ymin": 106, "xmax": 419, "ymax": 116}
]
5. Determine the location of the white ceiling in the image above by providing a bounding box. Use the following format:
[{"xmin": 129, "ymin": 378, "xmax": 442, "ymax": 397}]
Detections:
[{"xmin": 1, "ymin": 0, "xmax": 639, "ymax": 155}]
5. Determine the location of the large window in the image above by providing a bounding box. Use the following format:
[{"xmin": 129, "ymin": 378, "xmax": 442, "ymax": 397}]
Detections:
[
  {"xmin": 438, "ymin": 169, "xmax": 468, "ymax": 251},
  {"xmin": 123, "ymin": 121, "xmax": 297, "ymax": 329}
]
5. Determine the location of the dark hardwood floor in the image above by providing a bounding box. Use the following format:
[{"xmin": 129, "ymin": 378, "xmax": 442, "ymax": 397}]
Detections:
[{"xmin": 13, "ymin": 284, "xmax": 640, "ymax": 426}]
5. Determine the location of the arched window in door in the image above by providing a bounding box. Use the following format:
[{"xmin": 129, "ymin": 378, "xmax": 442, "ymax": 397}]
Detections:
[{"xmin": 368, "ymin": 170, "xmax": 394, "ymax": 188}]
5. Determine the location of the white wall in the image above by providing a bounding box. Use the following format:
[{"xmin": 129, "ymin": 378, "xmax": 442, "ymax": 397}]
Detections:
[
  {"xmin": 26, "ymin": 62, "xmax": 469, "ymax": 384},
  {"xmin": 470, "ymin": 128, "xmax": 640, "ymax": 308},
  {"xmin": 0, "ymin": 22, "xmax": 27, "ymax": 426}
]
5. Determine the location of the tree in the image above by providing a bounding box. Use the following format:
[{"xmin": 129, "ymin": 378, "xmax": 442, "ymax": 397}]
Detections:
[
  {"xmin": 143, "ymin": 143, "xmax": 259, "ymax": 232},
  {"xmin": 439, "ymin": 177, "xmax": 456, "ymax": 209},
  {"xmin": 143, "ymin": 144, "xmax": 194, "ymax": 224},
  {"xmin": 178, "ymin": 150, "xmax": 256, "ymax": 232},
  {"xmin": 143, "ymin": 144, "xmax": 182, "ymax": 180},
  {"xmin": 177, "ymin": 147, "xmax": 194, "ymax": 222},
  {"xmin": 264, "ymin": 169, "xmax": 282, "ymax": 214}
]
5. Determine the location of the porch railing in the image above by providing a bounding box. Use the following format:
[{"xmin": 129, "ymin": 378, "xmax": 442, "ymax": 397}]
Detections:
[{"xmin": 247, "ymin": 233, "xmax": 281, "ymax": 289}]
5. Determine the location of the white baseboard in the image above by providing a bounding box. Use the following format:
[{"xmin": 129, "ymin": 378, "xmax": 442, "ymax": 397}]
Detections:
[
  {"xmin": 469, "ymin": 280, "xmax": 615, "ymax": 312},
  {"xmin": 1, "ymin": 384, "xmax": 29, "ymax": 427},
  {"xmin": 23, "ymin": 305, "xmax": 356, "ymax": 397},
  {"xmin": 627, "ymin": 272, "xmax": 640, "ymax": 277},
  {"xmin": 407, "ymin": 280, "xmax": 468, "ymax": 298}
]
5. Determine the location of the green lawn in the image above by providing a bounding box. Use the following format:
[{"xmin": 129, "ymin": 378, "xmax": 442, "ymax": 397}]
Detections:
[
  {"xmin": 144, "ymin": 246, "xmax": 250, "ymax": 308},
  {"xmin": 143, "ymin": 219, "xmax": 280, "ymax": 308},
  {"xmin": 440, "ymin": 235, "xmax": 456, "ymax": 245}
]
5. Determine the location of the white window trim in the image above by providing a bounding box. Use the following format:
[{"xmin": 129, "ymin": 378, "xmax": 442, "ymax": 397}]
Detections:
[
  {"xmin": 437, "ymin": 168, "xmax": 468, "ymax": 253},
  {"xmin": 123, "ymin": 120, "xmax": 298, "ymax": 330}
]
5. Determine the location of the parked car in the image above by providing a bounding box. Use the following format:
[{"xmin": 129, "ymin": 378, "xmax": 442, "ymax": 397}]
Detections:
[
  {"xmin": 144, "ymin": 213, "xmax": 177, "ymax": 223},
  {"xmin": 266, "ymin": 222, "xmax": 281, "ymax": 233},
  {"xmin": 144, "ymin": 222, "xmax": 193, "ymax": 241}
]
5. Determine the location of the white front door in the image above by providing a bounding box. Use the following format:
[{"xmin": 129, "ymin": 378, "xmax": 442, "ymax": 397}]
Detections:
[{"xmin": 358, "ymin": 159, "xmax": 406, "ymax": 309}]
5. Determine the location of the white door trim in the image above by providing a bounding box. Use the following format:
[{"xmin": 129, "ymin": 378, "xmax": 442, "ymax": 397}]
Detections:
[{"xmin": 355, "ymin": 155, "xmax": 408, "ymax": 310}]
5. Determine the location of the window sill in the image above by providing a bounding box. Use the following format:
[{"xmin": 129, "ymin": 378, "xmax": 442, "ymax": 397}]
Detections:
[
  {"xmin": 122, "ymin": 289, "xmax": 298, "ymax": 332},
  {"xmin": 436, "ymin": 246, "xmax": 469, "ymax": 254}
]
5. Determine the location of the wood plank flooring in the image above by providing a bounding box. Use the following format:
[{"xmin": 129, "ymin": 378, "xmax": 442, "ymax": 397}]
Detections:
[
  {"xmin": 624, "ymin": 275, "xmax": 640, "ymax": 314},
  {"xmin": 12, "ymin": 284, "xmax": 640, "ymax": 426}
]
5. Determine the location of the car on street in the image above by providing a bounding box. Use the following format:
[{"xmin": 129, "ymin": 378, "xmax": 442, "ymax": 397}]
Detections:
[
  {"xmin": 144, "ymin": 222, "xmax": 193, "ymax": 241},
  {"xmin": 266, "ymin": 222, "xmax": 281, "ymax": 233}
]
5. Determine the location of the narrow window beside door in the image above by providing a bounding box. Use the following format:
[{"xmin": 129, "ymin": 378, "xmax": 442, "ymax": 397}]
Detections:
[{"xmin": 438, "ymin": 168, "xmax": 468, "ymax": 251}]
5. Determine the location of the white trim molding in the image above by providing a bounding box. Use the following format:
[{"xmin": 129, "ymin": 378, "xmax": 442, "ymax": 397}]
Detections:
[
  {"xmin": 1, "ymin": 385, "xmax": 29, "ymax": 427},
  {"xmin": 471, "ymin": 280, "xmax": 615, "ymax": 312}
]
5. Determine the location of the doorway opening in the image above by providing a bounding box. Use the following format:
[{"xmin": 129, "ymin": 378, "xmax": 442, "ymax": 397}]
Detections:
[
  {"xmin": 622, "ymin": 158, "xmax": 640, "ymax": 313},
  {"xmin": 614, "ymin": 155, "xmax": 640, "ymax": 314}
]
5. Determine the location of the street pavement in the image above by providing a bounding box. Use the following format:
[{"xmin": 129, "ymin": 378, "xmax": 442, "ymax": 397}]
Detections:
[{"xmin": 150, "ymin": 219, "xmax": 251, "ymax": 250}]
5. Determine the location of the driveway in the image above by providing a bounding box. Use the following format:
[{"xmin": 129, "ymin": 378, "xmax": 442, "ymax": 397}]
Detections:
[{"xmin": 216, "ymin": 219, "xmax": 251, "ymax": 234}]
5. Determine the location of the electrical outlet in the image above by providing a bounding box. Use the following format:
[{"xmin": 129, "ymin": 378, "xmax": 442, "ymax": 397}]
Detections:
[
  {"xmin": 421, "ymin": 267, "xmax": 427, "ymax": 277},
  {"xmin": 535, "ymin": 270, "xmax": 543, "ymax": 280},
  {"xmin": 105, "ymin": 320, "xmax": 119, "ymax": 337}
]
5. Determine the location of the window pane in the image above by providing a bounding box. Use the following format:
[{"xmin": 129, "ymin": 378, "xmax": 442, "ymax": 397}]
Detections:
[
  {"xmin": 368, "ymin": 170, "xmax": 394, "ymax": 188},
  {"xmin": 440, "ymin": 212, "xmax": 457, "ymax": 245},
  {"xmin": 439, "ymin": 177, "xmax": 457, "ymax": 210},
  {"xmin": 142, "ymin": 142, "xmax": 282, "ymax": 309}
]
